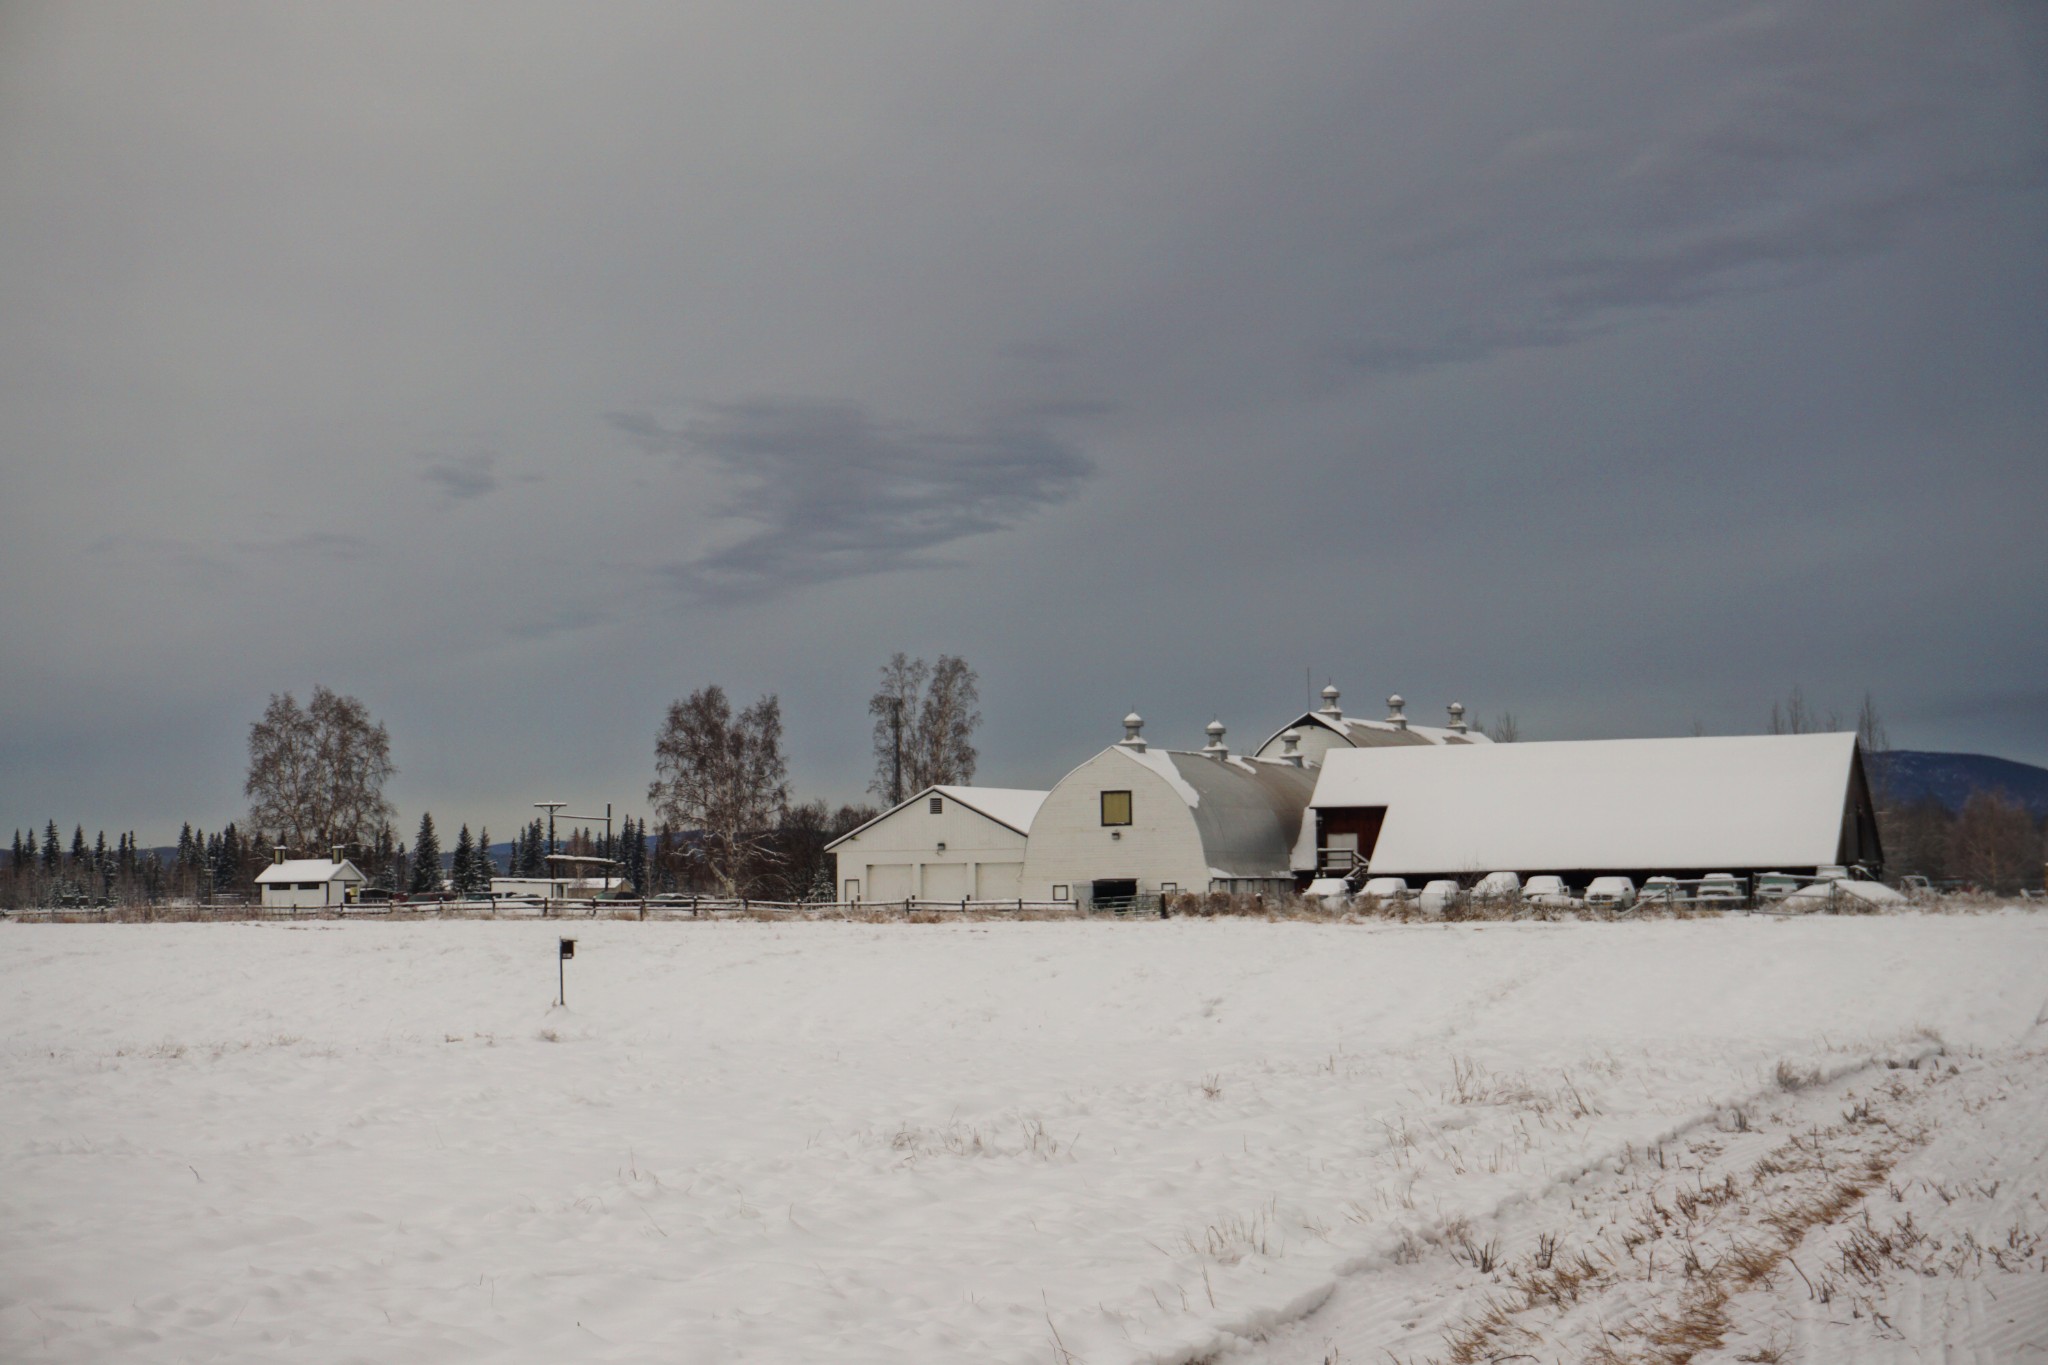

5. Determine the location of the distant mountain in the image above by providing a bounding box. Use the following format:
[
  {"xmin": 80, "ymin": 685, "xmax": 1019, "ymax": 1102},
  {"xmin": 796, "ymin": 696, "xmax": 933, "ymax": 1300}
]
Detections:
[{"xmin": 1877, "ymin": 750, "xmax": 2048, "ymax": 819}]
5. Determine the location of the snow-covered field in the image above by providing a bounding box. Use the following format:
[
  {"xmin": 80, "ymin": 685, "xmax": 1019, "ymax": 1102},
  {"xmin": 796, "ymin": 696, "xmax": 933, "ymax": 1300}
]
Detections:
[{"xmin": 3, "ymin": 915, "xmax": 2044, "ymax": 1364}]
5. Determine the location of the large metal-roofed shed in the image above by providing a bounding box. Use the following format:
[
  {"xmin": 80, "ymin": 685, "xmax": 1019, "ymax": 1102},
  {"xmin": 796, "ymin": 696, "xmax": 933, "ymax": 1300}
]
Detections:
[
  {"xmin": 1019, "ymin": 714, "xmax": 1319, "ymax": 906},
  {"xmin": 1308, "ymin": 732, "xmax": 1882, "ymax": 883},
  {"xmin": 1252, "ymin": 684, "xmax": 1490, "ymax": 769}
]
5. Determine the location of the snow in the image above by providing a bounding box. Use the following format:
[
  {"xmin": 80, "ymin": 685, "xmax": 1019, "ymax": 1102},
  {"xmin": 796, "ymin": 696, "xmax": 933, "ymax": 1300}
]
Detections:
[
  {"xmin": 253, "ymin": 858, "xmax": 358, "ymax": 884},
  {"xmin": 3, "ymin": 914, "xmax": 2045, "ymax": 1365},
  {"xmin": 1115, "ymin": 741, "xmax": 1203, "ymax": 806},
  {"xmin": 1312, "ymin": 732, "xmax": 1862, "ymax": 874},
  {"xmin": 1786, "ymin": 876, "xmax": 1908, "ymax": 907},
  {"xmin": 931, "ymin": 785, "xmax": 1049, "ymax": 835}
]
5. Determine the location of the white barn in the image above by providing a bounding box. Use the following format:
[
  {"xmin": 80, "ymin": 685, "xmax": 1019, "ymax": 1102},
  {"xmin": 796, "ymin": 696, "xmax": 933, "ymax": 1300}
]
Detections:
[
  {"xmin": 1307, "ymin": 732, "xmax": 1883, "ymax": 883},
  {"xmin": 1253, "ymin": 684, "xmax": 1490, "ymax": 768},
  {"xmin": 1019, "ymin": 715, "xmax": 1316, "ymax": 907},
  {"xmin": 256, "ymin": 854, "xmax": 366, "ymax": 910},
  {"xmin": 827, "ymin": 785, "xmax": 1047, "ymax": 903}
]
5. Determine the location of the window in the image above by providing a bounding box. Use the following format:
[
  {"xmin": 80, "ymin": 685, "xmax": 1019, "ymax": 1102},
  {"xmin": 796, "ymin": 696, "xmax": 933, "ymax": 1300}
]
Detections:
[
  {"xmin": 1100, "ymin": 790, "xmax": 1132, "ymax": 826},
  {"xmin": 1052, "ymin": 884, "xmax": 1069, "ymax": 901},
  {"xmin": 929, "ymin": 796, "xmax": 943, "ymax": 814},
  {"xmin": 844, "ymin": 879, "xmax": 861, "ymax": 901}
]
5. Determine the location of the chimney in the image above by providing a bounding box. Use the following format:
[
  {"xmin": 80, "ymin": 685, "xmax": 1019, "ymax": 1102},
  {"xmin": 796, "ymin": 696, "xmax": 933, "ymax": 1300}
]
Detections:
[
  {"xmin": 1202, "ymin": 718, "xmax": 1228, "ymax": 760},
  {"xmin": 1280, "ymin": 729, "xmax": 1304, "ymax": 767},
  {"xmin": 1446, "ymin": 702, "xmax": 1468, "ymax": 735},
  {"xmin": 273, "ymin": 845, "xmax": 286, "ymax": 865},
  {"xmin": 1386, "ymin": 694, "xmax": 1408, "ymax": 730},
  {"xmin": 331, "ymin": 844, "xmax": 345, "ymax": 865},
  {"xmin": 1318, "ymin": 683, "xmax": 1342, "ymax": 719},
  {"xmin": 1120, "ymin": 711, "xmax": 1147, "ymax": 752}
]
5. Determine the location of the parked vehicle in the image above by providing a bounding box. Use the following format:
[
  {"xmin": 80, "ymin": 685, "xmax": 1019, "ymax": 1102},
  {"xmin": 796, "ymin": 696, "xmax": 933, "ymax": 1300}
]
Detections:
[
  {"xmin": 1584, "ymin": 876, "xmax": 1636, "ymax": 909},
  {"xmin": 1418, "ymin": 879, "xmax": 1461, "ymax": 913},
  {"xmin": 1755, "ymin": 873, "xmax": 1800, "ymax": 902},
  {"xmin": 1472, "ymin": 871, "xmax": 1521, "ymax": 901},
  {"xmin": 1697, "ymin": 873, "xmax": 1744, "ymax": 905},
  {"xmin": 1522, "ymin": 874, "xmax": 1577, "ymax": 907},
  {"xmin": 1359, "ymin": 877, "xmax": 1411, "ymax": 900},
  {"xmin": 1637, "ymin": 876, "xmax": 1682, "ymax": 905}
]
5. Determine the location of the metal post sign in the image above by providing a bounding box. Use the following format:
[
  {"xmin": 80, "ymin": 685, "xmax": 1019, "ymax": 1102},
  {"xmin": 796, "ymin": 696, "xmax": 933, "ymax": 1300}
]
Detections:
[{"xmin": 557, "ymin": 937, "xmax": 576, "ymax": 1006}]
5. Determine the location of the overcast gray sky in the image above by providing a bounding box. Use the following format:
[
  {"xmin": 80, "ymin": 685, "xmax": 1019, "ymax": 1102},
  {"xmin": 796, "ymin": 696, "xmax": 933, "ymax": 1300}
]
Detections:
[{"xmin": 3, "ymin": 1, "xmax": 2044, "ymax": 845}]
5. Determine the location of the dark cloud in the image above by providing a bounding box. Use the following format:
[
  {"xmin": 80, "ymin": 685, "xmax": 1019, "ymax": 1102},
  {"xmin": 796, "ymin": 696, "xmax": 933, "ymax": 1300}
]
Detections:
[
  {"xmin": 420, "ymin": 452, "xmax": 502, "ymax": 503},
  {"xmin": 612, "ymin": 401, "xmax": 1093, "ymax": 603}
]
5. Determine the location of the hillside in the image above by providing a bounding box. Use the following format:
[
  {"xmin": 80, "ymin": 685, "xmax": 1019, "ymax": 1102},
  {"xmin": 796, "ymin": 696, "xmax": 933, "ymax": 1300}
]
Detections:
[{"xmin": 1878, "ymin": 749, "xmax": 2048, "ymax": 818}]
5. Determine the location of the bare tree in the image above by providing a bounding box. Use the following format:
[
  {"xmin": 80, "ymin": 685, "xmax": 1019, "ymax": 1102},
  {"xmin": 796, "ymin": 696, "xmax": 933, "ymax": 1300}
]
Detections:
[
  {"xmin": 1946, "ymin": 791, "xmax": 2039, "ymax": 895},
  {"xmin": 868, "ymin": 653, "xmax": 981, "ymax": 802},
  {"xmin": 868, "ymin": 654, "xmax": 928, "ymax": 806},
  {"xmin": 1767, "ymin": 685, "xmax": 1843, "ymax": 736},
  {"xmin": 1482, "ymin": 711, "xmax": 1521, "ymax": 743},
  {"xmin": 649, "ymin": 686, "xmax": 789, "ymax": 897},
  {"xmin": 245, "ymin": 687, "xmax": 396, "ymax": 855}
]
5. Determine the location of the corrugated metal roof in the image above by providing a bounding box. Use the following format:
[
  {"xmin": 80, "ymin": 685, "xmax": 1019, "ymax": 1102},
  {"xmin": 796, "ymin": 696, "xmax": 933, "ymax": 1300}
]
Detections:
[
  {"xmin": 1309, "ymin": 733, "xmax": 1862, "ymax": 875},
  {"xmin": 1114, "ymin": 749, "xmax": 1316, "ymax": 877},
  {"xmin": 1256, "ymin": 710, "xmax": 1490, "ymax": 756}
]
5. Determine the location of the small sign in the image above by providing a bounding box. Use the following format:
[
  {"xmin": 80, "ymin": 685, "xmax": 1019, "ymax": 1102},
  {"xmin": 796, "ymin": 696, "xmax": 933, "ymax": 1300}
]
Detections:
[{"xmin": 559, "ymin": 937, "xmax": 576, "ymax": 959}]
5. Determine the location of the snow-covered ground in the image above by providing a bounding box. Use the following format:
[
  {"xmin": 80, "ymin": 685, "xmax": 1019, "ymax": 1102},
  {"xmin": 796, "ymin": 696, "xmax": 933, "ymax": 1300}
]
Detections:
[{"xmin": 2, "ymin": 915, "xmax": 2043, "ymax": 1364}]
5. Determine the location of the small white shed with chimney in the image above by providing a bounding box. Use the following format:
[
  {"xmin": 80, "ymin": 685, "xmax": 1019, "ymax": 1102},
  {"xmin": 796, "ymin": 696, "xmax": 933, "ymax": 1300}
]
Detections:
[
  {"xmin": 827, "ymin": 785, "xmax": 1048, "ymax": 902},
  {"xmin": 256, "ymin": 852, "xmax": 367, "ymax": 910}
]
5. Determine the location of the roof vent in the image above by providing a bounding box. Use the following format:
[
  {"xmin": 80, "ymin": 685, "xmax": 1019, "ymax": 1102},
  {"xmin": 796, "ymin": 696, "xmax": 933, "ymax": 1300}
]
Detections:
[
  {"xmin": 1318, "ymin": 683, "xmax": 1342, "ymax": 719},
  {"xmin": 1120, "ymin": 711, "xmax": 1146, "ymax": 752},
  {"xmin": 1279, "ymin": 729, "xmax": 1304, "ymax": 767},
  {"xmin": 331, "ymin": 845, "xmax": 346, "ymax": 865},
  {"xmin": 1202, "ymin": 718, "xmax": 1228, "ymax": 761},
  {"xmin": 1446, "ymin": 702, "xmax": 1468, "ymax": 734},
  {"xmin": 273, "ymin": 845, "xmax": 286, "ymax": 865},
  {"xmin": 1386, "ymin": 694, "xmax": 1407, "ymax": 730}
]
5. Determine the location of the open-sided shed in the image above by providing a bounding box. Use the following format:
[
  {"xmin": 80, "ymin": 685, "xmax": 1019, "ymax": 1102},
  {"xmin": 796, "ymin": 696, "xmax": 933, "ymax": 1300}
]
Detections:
[{"xmin": 1308, "ymin": 732, "xmax": 1882, "ymax": 883}]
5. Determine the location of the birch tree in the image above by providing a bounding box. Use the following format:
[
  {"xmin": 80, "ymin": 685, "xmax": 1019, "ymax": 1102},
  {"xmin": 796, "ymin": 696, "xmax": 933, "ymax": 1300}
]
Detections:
[
  {"xmin": 245, "ymin": 687, "xmax": 396, "ymax": 855},
  {"xmin": 649, "ymin": 686, "xmax": 789, "ymax": 896},
  {"xmin": 867, "ymin": 653, "xmax": 980, "ymax": 802}
]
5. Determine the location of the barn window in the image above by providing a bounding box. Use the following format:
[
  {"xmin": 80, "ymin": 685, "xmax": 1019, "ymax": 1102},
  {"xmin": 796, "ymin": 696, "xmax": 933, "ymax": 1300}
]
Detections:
[
  {"xmin": 1052, "ymin": 884, "xmax": 1069, "ymax": 901},
  {"xmin": 1101, "ymin": 790, "xmax": 1132, "ymax": 826},
  {"xmin": 929, "ymin": 796, "xmax": 943, "ymax": 814}
]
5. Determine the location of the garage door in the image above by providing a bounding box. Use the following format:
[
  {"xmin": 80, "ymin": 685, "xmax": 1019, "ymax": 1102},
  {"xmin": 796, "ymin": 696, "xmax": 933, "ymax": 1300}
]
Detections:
[
  {"xmin": 975, "ymin": 862, "xmax": 1023, "ymax": 899},
  {"xmin": 922, "ymin": 863, "xmax": 969, "ymax": 901},
  {"xmin": 867, "ymin": 863, "xmax": 915, "ymax": 900}
]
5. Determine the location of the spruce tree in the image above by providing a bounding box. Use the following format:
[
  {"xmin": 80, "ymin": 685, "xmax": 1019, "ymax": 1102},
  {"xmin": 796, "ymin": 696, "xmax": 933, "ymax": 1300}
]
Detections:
[
  {"xmin": 70, "ymin": 826, "xmax": 88, "ymax": 867},
  {"xmin": 409, "ymin": 813, "xmax": 442, "ymax": 894},
  {"xmin": 474, "ymin": 828, "xmax": 494, "ymax": 883},
  {"xmin": 451, "ymin": 824, "xmax": 476, "ymax": 895},
  {"xmin": 42, "ymin": 820, "xmax": 62, "ymax": 873}
]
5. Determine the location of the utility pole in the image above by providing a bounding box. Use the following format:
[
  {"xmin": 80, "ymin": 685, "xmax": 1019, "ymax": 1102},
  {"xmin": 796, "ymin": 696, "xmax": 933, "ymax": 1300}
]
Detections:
[{"xmin": 534, "ymin": 802, "xmax": 567, "ymax": 861}]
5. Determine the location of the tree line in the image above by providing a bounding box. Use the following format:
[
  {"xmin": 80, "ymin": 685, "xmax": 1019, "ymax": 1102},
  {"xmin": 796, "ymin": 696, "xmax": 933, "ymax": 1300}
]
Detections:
[{"xmin": 3, "ymin": 654, "xmax": 979, "ymax": 907}]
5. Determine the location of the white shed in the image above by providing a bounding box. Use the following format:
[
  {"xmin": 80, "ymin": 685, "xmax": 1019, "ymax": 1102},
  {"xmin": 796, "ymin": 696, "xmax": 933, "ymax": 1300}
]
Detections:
[
  {"xmin": 1307, "ymin": 731, "xmax": 1884, "ymax": 882},
  {"xmin": 256, "ymin": 856, "xmax": 366, "ymax": 910},
  {"xmin": 827, "ymin": 785, "xmax": 1047, "ymax": 903},
  {"xmin": 1019, "ymin": 715, "xmax": 1316, "ymax": 907},
  {"xmin": 1253, "ymin": 684, "xmax": 1490, "ymax": 768}
]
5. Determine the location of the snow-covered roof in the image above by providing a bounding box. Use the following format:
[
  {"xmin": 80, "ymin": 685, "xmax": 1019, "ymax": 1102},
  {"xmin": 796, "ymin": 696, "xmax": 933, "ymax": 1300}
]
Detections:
[
  {"xmin": 1112, "ymin": 747, "xmax": 1317, "ymax": 877},
  {"xmin": 255, "ymin": 858, "xmax": 363, "ymax": 884},
  {"xmin": 932, "ymin": 786, "xmax": 1048, "ymax": 836},
  {"xmin": 825, "ymin": 784, "xmax": 1049, "ymax": 849},
  {"xmin": 1256, "ymin": 709, "xmax": 1491, "ymax": 757},
  {"xmin": 1310, "ymin": 733, "xmax": 1866, "ymax": 875}
]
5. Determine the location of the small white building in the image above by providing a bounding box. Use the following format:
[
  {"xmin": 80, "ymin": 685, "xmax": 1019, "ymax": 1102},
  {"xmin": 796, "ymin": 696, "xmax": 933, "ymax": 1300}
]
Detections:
[
  {"xmin": 1019, "ymin": 714, "xmax": 1316, "ymax": 907},
  {"xmin": 256, "ymin": 854, "xmax": 366, "ymax": 910},
  {"xmin": 1252, "ymin": 684, "xmax": 1491, "ymax": 768},
  {"xmin": 827, "ymin": 785, "xmax": 1048, "ymax": 902},
  {"xmin": 1306, "ymin": 731, "xmax": 1884, "ymax": 882}
]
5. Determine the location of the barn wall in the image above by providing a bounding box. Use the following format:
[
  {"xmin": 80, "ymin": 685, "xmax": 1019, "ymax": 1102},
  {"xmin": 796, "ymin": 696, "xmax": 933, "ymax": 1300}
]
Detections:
[{"xmin": 1019, "ymin": 749, "xmax": 1212, "ymax": 902}]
